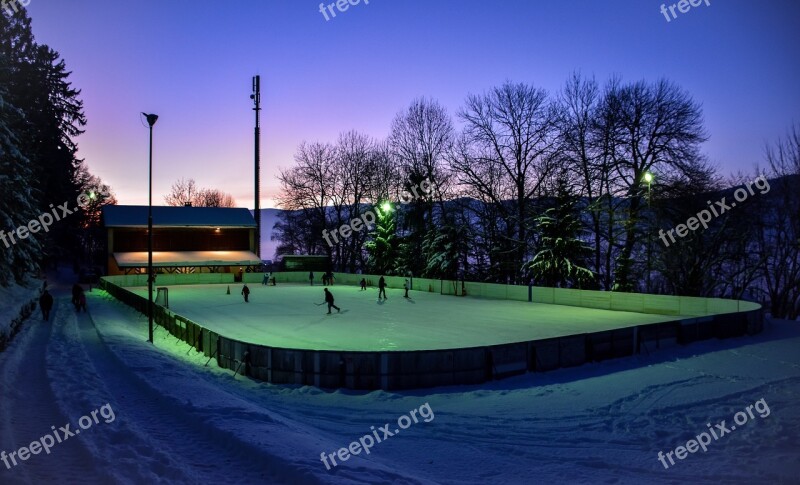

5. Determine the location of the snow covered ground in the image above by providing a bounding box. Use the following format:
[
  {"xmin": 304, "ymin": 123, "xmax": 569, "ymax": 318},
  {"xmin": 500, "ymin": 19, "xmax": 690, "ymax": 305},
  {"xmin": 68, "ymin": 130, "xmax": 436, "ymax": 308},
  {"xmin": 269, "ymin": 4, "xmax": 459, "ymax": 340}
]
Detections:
[
  {"xmin": 126, "ymin": 283, "xmax": 685, "ymax": 351},
  {"xmin": 1, "ymin": 270, "xmax": 798, "ymax": 484}
]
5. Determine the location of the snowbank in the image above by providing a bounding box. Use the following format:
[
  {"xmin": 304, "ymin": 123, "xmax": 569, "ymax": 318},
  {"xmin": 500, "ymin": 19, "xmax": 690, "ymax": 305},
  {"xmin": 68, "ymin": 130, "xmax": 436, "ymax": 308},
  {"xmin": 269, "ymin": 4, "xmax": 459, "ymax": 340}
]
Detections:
[{"xmin": 0, "ymin": 277, "xmax": 42, "ymax": 346}]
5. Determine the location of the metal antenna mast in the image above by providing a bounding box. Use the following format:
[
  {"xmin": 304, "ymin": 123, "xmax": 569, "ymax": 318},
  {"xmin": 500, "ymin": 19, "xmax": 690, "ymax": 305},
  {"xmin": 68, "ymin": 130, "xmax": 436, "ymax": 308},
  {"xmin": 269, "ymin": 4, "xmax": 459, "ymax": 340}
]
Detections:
[{"xmin": 251, "ymin": 75, "xmax": 261, "ymax": 259}]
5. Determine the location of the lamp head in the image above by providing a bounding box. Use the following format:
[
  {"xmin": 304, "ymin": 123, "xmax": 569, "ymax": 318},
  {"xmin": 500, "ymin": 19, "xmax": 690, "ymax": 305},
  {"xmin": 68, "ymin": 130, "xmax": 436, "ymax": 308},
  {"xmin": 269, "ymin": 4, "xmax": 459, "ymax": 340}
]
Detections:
[
  {"xmin": 142, "ymin": 113, "xmax": 159, "ymax": 127},
  {"xmin": 643, "ymin": 172, "xmax": 654, "ymax": 184}
]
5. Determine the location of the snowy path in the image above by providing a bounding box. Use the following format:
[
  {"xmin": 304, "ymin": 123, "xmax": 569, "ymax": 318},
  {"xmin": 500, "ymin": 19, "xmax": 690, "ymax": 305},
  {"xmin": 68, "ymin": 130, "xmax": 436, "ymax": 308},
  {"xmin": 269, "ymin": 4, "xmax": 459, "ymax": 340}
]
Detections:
[
  {"xmin": 0, "ymin": 299, "xmax": 109, "ymax": 484},
  {"xmin": 2, "ymin": 273, "xmax": 429, "ymax": 484},
  {"xmin": 1, "ymin": 273, "xmax": 798, "ymax": 484}
]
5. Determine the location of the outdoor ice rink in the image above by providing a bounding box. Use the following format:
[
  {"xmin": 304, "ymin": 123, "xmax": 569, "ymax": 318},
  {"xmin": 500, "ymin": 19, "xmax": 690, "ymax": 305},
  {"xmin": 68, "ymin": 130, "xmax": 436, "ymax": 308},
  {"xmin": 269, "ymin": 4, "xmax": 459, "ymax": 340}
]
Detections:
[{"xmin": 128, "ymin": 283, "xmax": 688, "ymax": 351}]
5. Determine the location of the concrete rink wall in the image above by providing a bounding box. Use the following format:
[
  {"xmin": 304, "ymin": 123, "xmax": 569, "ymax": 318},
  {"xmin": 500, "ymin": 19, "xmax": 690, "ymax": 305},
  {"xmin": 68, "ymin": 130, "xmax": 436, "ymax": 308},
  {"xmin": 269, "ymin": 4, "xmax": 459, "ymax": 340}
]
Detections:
[{"xmin": 100, "ymin": 274, "xmax": 763, "ymax": 390}]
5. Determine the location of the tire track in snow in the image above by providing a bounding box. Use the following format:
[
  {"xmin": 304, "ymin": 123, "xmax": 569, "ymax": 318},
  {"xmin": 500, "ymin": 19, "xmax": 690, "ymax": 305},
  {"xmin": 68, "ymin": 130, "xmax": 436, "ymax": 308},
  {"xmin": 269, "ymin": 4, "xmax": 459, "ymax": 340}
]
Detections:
[{"xmin": 0, "ymin": 299, "xmax": 109, "ymax": 484}]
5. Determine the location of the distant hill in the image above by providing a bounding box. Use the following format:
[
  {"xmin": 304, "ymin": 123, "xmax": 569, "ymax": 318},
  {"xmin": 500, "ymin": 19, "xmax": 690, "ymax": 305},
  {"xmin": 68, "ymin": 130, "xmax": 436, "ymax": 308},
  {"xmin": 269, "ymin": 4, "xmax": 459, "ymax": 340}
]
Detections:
[{"xmin": 250, "ymin": 208, "xmax": 283, "ymax": 261}]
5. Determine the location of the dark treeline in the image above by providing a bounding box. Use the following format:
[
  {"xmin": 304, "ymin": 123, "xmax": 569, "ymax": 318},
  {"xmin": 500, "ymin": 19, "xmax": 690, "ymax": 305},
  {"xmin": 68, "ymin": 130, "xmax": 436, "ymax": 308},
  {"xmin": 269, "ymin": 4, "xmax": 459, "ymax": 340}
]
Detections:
[
  {"xmin": 0, "ymin": 7, "xmax": 114, "ymax": 285},
  {"xmin": 275, "ymin": 74, "xmax": 799, "ymax": 319}
]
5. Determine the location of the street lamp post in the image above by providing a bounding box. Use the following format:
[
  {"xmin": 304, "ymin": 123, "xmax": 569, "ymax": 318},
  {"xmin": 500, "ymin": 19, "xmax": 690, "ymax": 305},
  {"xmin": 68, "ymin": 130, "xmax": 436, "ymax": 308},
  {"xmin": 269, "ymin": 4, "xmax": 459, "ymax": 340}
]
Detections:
[
  {"xmin": 143, "ymin": 112, "xmax": 158, "ymax": 343},
  {"xmin": 643, "ymin": 171, "xmax": 654, "ymax": 293}
]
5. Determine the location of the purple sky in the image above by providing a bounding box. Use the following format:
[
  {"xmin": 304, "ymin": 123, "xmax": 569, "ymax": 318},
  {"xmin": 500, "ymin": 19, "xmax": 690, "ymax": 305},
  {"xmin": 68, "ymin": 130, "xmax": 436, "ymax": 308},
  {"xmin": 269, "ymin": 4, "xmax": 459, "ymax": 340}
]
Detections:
[{"xmin": 26, "ymin": 0, "xmax": 800, "ymax": 208}]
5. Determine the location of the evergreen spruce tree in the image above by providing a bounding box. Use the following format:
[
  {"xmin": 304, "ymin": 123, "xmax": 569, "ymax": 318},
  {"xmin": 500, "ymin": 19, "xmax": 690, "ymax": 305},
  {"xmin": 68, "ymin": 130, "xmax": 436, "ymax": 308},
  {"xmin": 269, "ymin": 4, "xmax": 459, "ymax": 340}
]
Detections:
[
  {"xmin": 0, "ymin": 5, "xmax": 93, "ymax": 279},
  {"xmin": 525, "ymin": 179, "xmax": 595, "ymax": 288},
  {"xmin": 365, "ymin": 202, "xmax": 398, "ymax": 275},
  {"xmin": 421, "ymin": 218, "xmax": 469, "ymax": 280},
  {"xmin": 0, "ymin": 88, "xmax": 41, "ymax": 284}
]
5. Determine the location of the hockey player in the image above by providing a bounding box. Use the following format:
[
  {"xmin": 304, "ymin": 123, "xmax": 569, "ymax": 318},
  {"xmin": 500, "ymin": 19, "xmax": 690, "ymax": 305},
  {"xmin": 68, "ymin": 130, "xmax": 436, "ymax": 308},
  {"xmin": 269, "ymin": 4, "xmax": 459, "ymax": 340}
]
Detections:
[
  {"xmin": 378, "ymin": 276, "xmax": 387, "ymax": 300},
  {"xmin": 323, "ymin": 288, "xmax": 340, "ymax": 314}
]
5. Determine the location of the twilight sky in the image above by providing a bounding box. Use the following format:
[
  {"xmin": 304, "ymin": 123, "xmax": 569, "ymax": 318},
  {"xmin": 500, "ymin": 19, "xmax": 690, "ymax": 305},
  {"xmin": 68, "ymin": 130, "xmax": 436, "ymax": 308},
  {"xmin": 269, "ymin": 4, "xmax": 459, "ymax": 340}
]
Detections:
[{"xmin": 26, "ymin": 0, "xmax": 800, "ymax": 208}]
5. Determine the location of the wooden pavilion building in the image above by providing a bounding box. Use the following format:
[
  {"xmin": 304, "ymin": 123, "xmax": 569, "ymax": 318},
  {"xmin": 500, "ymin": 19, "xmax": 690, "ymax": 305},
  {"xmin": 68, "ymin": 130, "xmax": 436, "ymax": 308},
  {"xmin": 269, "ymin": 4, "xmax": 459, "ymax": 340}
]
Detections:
[{"xmin": 102, "ymin": 205, "xmax": 261, "ymax": 276}]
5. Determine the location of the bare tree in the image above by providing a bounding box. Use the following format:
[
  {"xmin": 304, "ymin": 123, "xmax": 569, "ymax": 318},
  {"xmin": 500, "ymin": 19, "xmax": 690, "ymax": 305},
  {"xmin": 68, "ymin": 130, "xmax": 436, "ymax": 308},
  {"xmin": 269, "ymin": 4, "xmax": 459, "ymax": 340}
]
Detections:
[
  {"xmin": 276, "ymin": 142, "xmax": 337, "ymax": 256},
  {"xmin": 389, "ymin": 97, "xmax": 455, "ymax": 204},
  {"xmin": 164, "ymin": 178, "xmax": 235, "ymax": 207},
  {"xmin": 757, "ymin": 125, "xmax": 800, "ymax": 318},
  {"xmin": 195, "ymin": 188, "xmax": 235, "ymax": 208},
  {"xmin": 453, "ymin": 81, "xmax": 561, "ymax": 282},
  {"xmin": 164, "ymin": 178, "xmax": 199, "ymax": 207},
  {"xmin": 334, "ymin": 131, "xmax": 378, "ymax": 271},
  {"xmin": 388, "ymin": 98, "xmax": 456, "ymax": 275},
  {"xmin": 600, "ymin": 78, "xmax": 708, "ymax": 291},
  {"xmin": 364, "ymin": 141, "xmax": 402, "ymax": 203},
  {"xmin": 558, "ymin": 73, "xmax": 621, "ymax": 289}
]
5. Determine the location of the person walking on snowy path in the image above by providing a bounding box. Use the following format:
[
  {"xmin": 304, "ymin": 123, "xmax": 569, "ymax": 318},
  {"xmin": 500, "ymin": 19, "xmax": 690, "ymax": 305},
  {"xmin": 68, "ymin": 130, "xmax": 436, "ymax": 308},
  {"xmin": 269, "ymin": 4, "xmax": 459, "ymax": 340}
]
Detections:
[
  {"xmin": 77, "ymin": 292, "xmax": 87, "ymax": 313},
  {"xmin": 39, "ymin": 289, "xmax": 54, "ymax": 321},
  {"xmin": 378, "ymin": 276, "xmax": 387, "ymax": 300},
  {"xmin": 71, "ymin": 283, "xmax": 82, "ymax": 310},
  {"xmin": 241, "ymin": 284, "xmax": 250, "ymax": 303},
  {"xmin": 323, "ymin": 288, "xmax": 340, "ymax": 314}
]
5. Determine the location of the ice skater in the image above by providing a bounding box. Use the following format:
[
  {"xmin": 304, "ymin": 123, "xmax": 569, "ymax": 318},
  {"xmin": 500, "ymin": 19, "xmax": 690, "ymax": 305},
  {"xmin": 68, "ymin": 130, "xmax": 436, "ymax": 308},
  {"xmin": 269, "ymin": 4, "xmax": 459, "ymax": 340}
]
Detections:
[
  {"xmin": 360, "ymin": 278, "xmax": 367, "ymax": 291},
  {"xmin": 241, "ymin": 284, "xmax": 250, "ymax": 303},
  {"xmin": 39, "ymin": 289, "xmax": 54, "ymax": 321},
  {"xmin": 403, "ymin": 279, "xmax": 410, "ymax": 298},
  {"xmin": 262, "ymin": 271, "xmax": 270, "ymax": 285},
  {"xmin": 309, "ymin": 271, "xmax": 314, "ymax": 286},
  {"xmin": 322, "ymin": 288, "xmax": 340, "ymax": 314},
  {"xmin": 378, "ymin": 276, "xmax": 387, "ymax": 300}
]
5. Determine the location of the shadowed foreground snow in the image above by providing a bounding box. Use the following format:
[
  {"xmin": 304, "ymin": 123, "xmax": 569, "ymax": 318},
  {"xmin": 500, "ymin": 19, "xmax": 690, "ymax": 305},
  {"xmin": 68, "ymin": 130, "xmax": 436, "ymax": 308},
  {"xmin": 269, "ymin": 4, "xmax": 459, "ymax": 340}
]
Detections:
[{"xmin": 1, "ymin": 280, "xmax": 798, "ymax": 484}]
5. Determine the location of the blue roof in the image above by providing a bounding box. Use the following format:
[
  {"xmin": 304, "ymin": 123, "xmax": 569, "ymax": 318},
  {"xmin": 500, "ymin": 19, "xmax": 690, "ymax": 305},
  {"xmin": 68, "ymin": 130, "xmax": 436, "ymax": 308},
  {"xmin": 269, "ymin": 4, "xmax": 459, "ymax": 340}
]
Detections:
[{"xmin": 103, "ymin": 205, "xmax": 256, "ymax": 228}]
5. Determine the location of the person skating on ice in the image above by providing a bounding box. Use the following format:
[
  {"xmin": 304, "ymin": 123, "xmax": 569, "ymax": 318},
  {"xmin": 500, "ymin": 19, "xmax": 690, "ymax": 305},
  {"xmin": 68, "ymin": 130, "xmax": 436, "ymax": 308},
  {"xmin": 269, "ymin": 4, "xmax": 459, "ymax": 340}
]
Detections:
[
  {"xmin": 378, "ymin": 276, "xmax": 387, "ymax": 300},
  {"xmin": 323, "ymin": 288, "xmax": 340, "ymax": 314},
  {"xmin": 309, "ymin": 271, "xmax": 314, "ymax": 286},
  {"xmin": 241, "ymin": 284, "xmax": 250, "ymax": 302},
  {"xmin": 404, "ymin": 279, "xmax": 410, "ymax": 298},
  {"xmin": 360, "ymin": 278, "xmax": 367, "ymax": 291}
]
